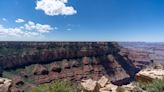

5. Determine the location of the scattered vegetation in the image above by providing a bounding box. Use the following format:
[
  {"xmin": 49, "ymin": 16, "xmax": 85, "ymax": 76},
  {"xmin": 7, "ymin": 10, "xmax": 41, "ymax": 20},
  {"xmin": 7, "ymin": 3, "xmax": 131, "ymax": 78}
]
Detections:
[
  {"xmin": 116, "ymin": 86, "xmax": 125, "ymax": 92},
  {"xmin": 30, "ymin": 80, "xmax": 80, "ymax": 92},
  {"xmin": 134, "ymin": 79, "xmax": 164, "ymax": 92}
]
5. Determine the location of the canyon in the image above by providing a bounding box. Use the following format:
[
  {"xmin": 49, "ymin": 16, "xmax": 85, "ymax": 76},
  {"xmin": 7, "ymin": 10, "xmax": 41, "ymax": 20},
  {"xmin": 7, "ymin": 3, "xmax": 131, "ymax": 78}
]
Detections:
[{"xmin": 0, "ymin": 42, "xmax": 163, "ymax": 92}]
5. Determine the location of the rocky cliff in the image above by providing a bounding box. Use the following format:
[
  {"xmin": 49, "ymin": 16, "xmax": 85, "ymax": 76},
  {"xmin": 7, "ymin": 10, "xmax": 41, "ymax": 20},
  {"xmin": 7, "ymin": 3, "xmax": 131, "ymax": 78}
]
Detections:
[
  {"xmin": 0, "ymin": 42, "xmax": 139, "ymax": 92},
  {"xmin": 0, "ymin": 42, "xmax": 117, "ymax": 69}
]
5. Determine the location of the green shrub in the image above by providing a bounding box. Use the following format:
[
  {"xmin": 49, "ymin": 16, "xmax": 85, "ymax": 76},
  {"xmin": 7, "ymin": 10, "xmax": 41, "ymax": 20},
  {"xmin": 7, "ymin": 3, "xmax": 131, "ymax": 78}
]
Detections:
[
  {"xmin": 30, "ymin": 80, "xmax": 80, "ymax": 92},
  {"xmin": 116, "ymin": 86, "xmax": 125, "ymax": 92},
  {"xmin": 134, "ymin": 79, "xmax": 164, "ymax": 92}
]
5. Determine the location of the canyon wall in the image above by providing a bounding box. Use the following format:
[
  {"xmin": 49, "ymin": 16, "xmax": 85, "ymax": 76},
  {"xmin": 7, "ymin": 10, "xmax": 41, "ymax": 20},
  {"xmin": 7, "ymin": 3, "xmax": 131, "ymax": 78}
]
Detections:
[
  {"xmin": 119, "ymin": 42, "xmax": 164, "ymax": 69},
  {"xmin": 0, "ymin": 42, "xmax": 117, "ymax": 69},
  {"xmin": 0, "ymin": 42, "xmax": 140, "ymax": 92}
]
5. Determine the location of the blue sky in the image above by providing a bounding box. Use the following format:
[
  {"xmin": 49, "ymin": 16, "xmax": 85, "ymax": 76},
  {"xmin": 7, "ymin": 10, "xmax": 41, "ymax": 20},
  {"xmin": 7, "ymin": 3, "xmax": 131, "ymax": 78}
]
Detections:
[{"xmin": 0, "ymin": 0, "xmax": 164, "ymax": 41}]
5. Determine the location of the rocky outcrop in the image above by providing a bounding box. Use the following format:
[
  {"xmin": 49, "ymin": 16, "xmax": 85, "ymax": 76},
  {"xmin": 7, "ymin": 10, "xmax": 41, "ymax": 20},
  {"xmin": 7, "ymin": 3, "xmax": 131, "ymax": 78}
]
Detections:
[
  {"xmin": 81, "ymin": 76, "xmax": 141, "ymax": 92},
  {"xmin": 136, "ymin": 64, "xmax": 164, "ymax": 83},
  {"xmin": 81, "ymin": 79, "xmax": 98, "ymax": 92},
  {"xmin": 0, "ymin": 78, "xmax": 12, "ymax": 92},
  {"xmin": 97, "ymin": 76, "xmax": 109, "ymax": 87}
]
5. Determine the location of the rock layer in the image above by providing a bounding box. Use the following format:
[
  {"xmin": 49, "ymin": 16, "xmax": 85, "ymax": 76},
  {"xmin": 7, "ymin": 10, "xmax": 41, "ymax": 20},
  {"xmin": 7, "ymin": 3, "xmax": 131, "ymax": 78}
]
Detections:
[{"xmin": 0, "ymin": 42, "xmax": 139, "ymax": 91}]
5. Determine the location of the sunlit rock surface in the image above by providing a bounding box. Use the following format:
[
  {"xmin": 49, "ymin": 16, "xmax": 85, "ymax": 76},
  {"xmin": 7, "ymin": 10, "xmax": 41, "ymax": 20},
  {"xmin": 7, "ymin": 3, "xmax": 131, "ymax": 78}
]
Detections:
[
  {"xmin": 0, "ymin": 78, "xmax": 12, "ymax": 92},
  {"xmin": 136, "ymin": 64, "xmax": 164, "ymax": 83}
]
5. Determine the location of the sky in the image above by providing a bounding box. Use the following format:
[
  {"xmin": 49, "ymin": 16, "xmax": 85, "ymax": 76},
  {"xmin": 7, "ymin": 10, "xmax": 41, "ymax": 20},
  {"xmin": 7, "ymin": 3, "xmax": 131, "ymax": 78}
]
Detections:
[{"xmin": 0, "ymin": 0, "xmax": 164, "ymax": 42}]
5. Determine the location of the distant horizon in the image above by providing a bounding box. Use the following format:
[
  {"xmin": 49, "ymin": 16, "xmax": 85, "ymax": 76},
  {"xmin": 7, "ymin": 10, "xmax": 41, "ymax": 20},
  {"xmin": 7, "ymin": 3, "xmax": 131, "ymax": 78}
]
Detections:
[
  {"xmin": 0, "ymin": 40, "xmax": 164, "ymax": 43},
  {"xmin": 0, "ymin": 0, "xmax": 164, "ymax": 42}
]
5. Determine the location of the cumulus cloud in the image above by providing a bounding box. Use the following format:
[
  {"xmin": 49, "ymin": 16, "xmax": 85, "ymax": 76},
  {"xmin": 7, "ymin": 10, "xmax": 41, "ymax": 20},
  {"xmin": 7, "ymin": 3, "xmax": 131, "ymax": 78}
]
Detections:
[
  {"xmin": 24, "ymin": 21, "xmax": 54, "ymax": 33},
  {"xmin": 0, "ymin": 19, "xmax": 54, "ymax": 39},
  {"xmin": 0, "ymin": 25, "xmax": 39, "ymax": 37},
  {"xmin": 15, "ymin": 19, "xmax": 25, "ymax": 23},
  {"xmin": 35, "ymin": 0, "xmax": 77, "ymax": 16}
]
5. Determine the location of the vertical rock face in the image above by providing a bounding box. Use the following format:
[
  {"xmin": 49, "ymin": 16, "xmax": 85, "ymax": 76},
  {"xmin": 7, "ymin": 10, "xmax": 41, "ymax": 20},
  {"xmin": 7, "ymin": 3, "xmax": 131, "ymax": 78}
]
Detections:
[{"xmin": 0, "ymin": 42, "xmax": 139, "ymax": 91}]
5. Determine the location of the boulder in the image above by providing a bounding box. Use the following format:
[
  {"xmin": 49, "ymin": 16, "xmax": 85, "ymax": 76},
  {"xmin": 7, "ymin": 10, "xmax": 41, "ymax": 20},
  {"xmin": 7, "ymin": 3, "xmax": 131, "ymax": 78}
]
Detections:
[
  {"xmin": 122, "ymin": 83, "xmax": 135, "ymax": 92},
  {"xmin": 98, "ymin": 76, "xmax": 109, "ymax": 87},
  {"xmin": 105, "ymin": 84, "xmax": 117, "ymax": 92},
  {"xmin": 136, "ymin": 66, "xmax": 164, "ymax": 82},
  {"xmin": 98, "ymin": 83, "xmax": 118, "ymax": 92},
  {"xmin": 81, "ymin": 79, "xmax": 98, "ymax": 92},
  {"xmin": 0, "ymin": 79, "xmax": 5, "ymax": 84},
  {"xmin": 0, "ymin": 78, "xmax": 12, "ymax": 92},
  {"xmin": 99, "ymin": 86, "xmax": 112, "ymax": 92}
]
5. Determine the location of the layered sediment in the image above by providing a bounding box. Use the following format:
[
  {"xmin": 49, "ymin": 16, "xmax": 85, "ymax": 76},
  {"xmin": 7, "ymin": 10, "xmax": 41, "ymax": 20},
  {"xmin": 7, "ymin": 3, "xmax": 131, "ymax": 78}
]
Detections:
[{"xmin": 0, "ymin": 42, "xmax": 142, "ymax": 91}]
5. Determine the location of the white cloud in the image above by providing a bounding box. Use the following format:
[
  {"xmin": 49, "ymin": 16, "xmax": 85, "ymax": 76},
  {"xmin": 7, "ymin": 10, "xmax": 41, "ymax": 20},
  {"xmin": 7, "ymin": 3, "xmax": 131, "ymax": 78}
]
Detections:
[
  {"xmin": 2, "ymin": 18, "xmax": 7, "ymax": 21},
  {"xmin": 24, "ymin": 21, "xmax": 54, "ymax": 33},
  {"xmin": 0, "ymin": 25, "xmax": 39, "ymax": 37},
  {"xmin": 15, "ymin": 19, "xmax": 25, "ymax": 23},
  {"xmin": 0, "ymin": 19, "xmax": 55, "ymax": 40},
  {"xmin": 35, "ymin": 0, "xmax": 77, "ymax": 16}
]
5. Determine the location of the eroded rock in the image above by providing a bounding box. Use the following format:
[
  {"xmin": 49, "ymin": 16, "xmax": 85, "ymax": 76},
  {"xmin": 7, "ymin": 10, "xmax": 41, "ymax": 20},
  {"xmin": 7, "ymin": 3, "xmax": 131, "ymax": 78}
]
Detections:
[
  {"xmin": 0, "ymin": 78, "xmax": 12, "ymax": 92},
  {"xmin": 98, "ymin": 76, "xmax": 109, "ymax": 87},
  {"xmin": 81, "ymin": 79, "xmax": 97, "ymax": 92},
  {"xmin": 136, "ymin": 64, "xmax": 164, "ymax": 83}
]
